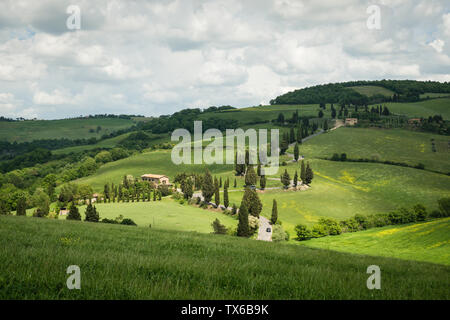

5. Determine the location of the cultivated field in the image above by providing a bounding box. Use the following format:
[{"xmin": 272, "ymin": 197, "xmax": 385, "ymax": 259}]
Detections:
[
  {"xmin": 0, "ymin": 117, "xmax": 137, "ymax": 142},
  {"xmin": 349, "ymin": 85, "xmax": 395, "ymax": 97}
]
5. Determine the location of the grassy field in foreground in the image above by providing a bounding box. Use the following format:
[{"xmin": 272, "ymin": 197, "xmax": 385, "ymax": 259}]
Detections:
[
  {"xmin": 62, "ymin": 199, "xmax": 237, "ymax": 233},
  {"xmin": 293, "ymin": 127, "xmax": 450, "ymax": 173},
  {"xmin": 0, "ymin": 117, "xmax": 138, "ymax": 143},
  {"xmin": 302, "ymin": 218, "xmax": 450, "ymax": 266},
  {"xmin": 0, "ymin": 215, "xmax": 449, "ymax": 299}
]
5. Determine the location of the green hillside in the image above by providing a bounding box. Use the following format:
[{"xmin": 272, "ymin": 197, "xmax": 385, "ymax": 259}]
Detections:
[
  {"xmin": 349, "ymin": 85, "xmax": 394, "ymax": 97},
  {"xmin": 303, "ymin": 218, "xmax": 450, "ymax": 265},
  {"xmin": 0, "ymin": 117, "xmax": 138, "ymax": 143},
  {"xmin": 227, "ymin": 159, "xmax": 450, "ymax": 235},
  {"xmin": 1, "ymin": 215, "xmax": 448, "ymax": 299},
  {"xmin": 61, "ymin": 199, "xmax": 237, "ymax": 233},
  {"xmin": 376, "ymin": 98, "xmax": 450, "ymax": 119},
  {"xmin": 294, "ymin": 127, "xmax": 450, "ymax": 173}
]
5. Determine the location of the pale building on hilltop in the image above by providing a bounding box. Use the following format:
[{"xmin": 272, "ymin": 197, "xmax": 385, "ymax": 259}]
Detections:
[
  {"xmin": 141, "ymin": 174, "xmax": 170, "ymax": 185},
  {"xmin": 345, "ymin": 118, "xmax": 358, "ymax": 126}
]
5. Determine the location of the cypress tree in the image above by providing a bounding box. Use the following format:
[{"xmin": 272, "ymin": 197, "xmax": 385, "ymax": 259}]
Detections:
[
  {"xmin": 85, "ymin": 203, "xmax": 99, "ymax": 222},
  {"xmin": 271, "ymin": 199, "xmax": 278, "ymax": 224},
  {"xmin": 237, "ymin": 202, "xmax": 250, "ymax": 237},
  {"xmin": 281, "ymin": 169, "xmax": 291, "ymax": 189},
  {"xmin": 233, "ymin": 178, "xmax": 237, "ymax": 188},
  {"xmin": 289, "ymin": 127, "xmax": 295, "ymax": 143},
  {"xmin": 153, "ymin": 190, "xmax": 156, "ymax": 201},
  {"xmin": 300, "ymin": 160, "xmax": 306, "ymax": 184},
  {"xmin": 67, "ymin": 202, "xmax": 81, "ymax": 221},
  {"xmin": 324, "ymin": 120, "xmax": 329, "ymax": 131},
  {"xmin": 214, "ymin": 179, "xmax": 220, "ymax": 207},
  {"xmin": 157, "ymin": 190, "xmax": 162, "ymax": 201},
  {"xmin": 296, "ymin": 126, "xmax": 302, "ymax": 143},
  {"xmin": 257, "ymin": 163, "xmax": 261, "ymax": 176},
  {"xmin": 241, "ymin": 187, "xmax": 262, "ymax": 217},
  {"xmin": 245, "ymin": 165, "xmax": 257, "ymax": 187},
  {"xmin": 305, "ymin": 162, "xmax": 314, "ymax": 185},
  {"xmin": 260, "ymin": 175, "xmax": 266, "ymax": 190},
  {"xmin": 224, "ymin": 185, "xmax": 229, "ymax": 208},
  {"xmin": 293, "ymin": 170, "xmax": 298, "ymax": 188},
  {"xmin": 294, "ymin": 142, "xmax": 299, "ymax": 161},
  {"xmin": 202, "ymin": 169, "xmax": 215, "ymax": 203}
]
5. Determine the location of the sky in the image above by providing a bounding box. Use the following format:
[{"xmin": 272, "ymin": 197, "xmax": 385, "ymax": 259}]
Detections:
[{"xmin": 0, "ymin": 0, "xmax": 449, "ymax": 120}]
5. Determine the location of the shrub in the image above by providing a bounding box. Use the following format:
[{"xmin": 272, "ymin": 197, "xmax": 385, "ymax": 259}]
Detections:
[
  {"xmin": 101, "ymin": 218, "xmax": 118, "ymax": 224},
  {"xmin": 211, "ymin": 218, "xmax": 228, "ymax": 234},
  {"xmin": 430, "ymin": 209, "xmax": 443, "ymax": 218},
  {"xmin": 438, "ymin": 197, "xmax": 450, "ymax": 217},
  {"xmin": 317, "ymin": 218, "xmax": 342, "ymax": 235},
  {"xmin": 295, "ymin": 224, "xmax": 312, "ymax": 240},
  {"xmin": 157, "ymin": 184, "xmax": 172, "ymax": 197},
  {"xmin": 272, "ymin": 225, "xmax": 289, "ymax": 242},
  {"xmin": 121, "ymin": 218, "xmax": 137, "ymax": 226},
  {"xmin": 413, "ymin": 204, "xmax": 427, "ymax": 221},
  {"xmin": 354, "ymin": 214, "xmax": 369, "ymax": 229},
  {"xmin": 339, "ymin": 218, "xmax": 360, "ymax": 232},
  {"xmin": 311, "ymin": 224, "xmax": 328, "ymax": 238}
]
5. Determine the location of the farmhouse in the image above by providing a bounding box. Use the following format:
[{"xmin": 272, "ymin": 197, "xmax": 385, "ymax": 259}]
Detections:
[
  {"xmin": 408, "ymin": 118, "xmax": 422, "ymax": 125},
  {"xmin": 141, "ymin": 174, "xmax": 170, "ymax": 185},
  {"xmin": 345, "ymin": 118, "xmax": 358, "ymax": 126}
]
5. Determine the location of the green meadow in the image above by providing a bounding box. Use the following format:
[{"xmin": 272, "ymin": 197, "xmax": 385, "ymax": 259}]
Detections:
[
  {"xmin": 375, "ymin": 98, "xmax": 450, "ymax": 119},
  {"xmin": 294, "ymin": 127, "xmax": 450, "ymax": 173},
  {"xmin": 63, "ymin": 199, "xmax": 237, "ymax": 233},
  {"xmin": 227, "ymin": 159, "xmax": 450, "ymax": 236},
  {"xmin": 0, "ymin": 117, "xmax": 138, "ymax": 143},
  {"xmin": 1, "ymin": 215, "xmax": 448, "ymax": 299},
  {"xmin": 303, "ymin": 218, "xmax": 450, "ymax": 265}
]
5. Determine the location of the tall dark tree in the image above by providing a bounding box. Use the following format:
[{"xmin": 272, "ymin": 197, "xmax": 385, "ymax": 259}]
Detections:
[
  {"xmin": 237, "ymin": 202, "xmax": 250, "ymax": 237},
  {"xmin": 67, "ymin": 202, "xmax": 81, "ymax": 221},
  {"xmin": 281, "ymin": 169, "xmax": 291, "ymax": 189},
  {"xmin": 104, "ymin": 183, "xmax": 110, "ymax": 202},
  {"xmin": 233, "ymin": 178, "xmax": 237, "ymax": 188},
  {"xmin": 296, "ymin": 126, "xmax": 302, "ymax": 143},
  {"xmin": 202, "ymin": 169, "xmax": 215, "ymax": 203},
  {"xmin": 323, "ymin": 120, "xmax": 329, "ymax": 131},
  {"xmin": 85, "ymin": 203, "xmax": 99, "ymax": 222},
  {"xmin": 293, "ymin": 170, "xmax": 298, "ymax": 188},
  {"xmin": 245, "ymin": 165, "xmax": 257, "ymax": 187},
  {"xmin": 318, "ymin": 110, "xmax": 324, "ymax": 118},
  {"xmin": 289, "ymin": 127, "xmax": 295, "ymax": 143},
  {"xmin": 214, "ymin": 178, "xmax": 220, "ymax": 207},
  {"xmin": 293, "ymin": 142, "xmax": 299, "ymax": 161},
  {"xmin": 300, "ymin": 160, "xmax": 306, "ymax": 184},
  {"xmin": 260, "ymin": 175, "xmax": 266, "ymax": 190},
  {"xmin": 305, "ymin": 162, "xmax": 314, "ymax": 185},
  {"xmin": 224, "ymin": 185, "xmax": 229, "ymax": 208},
  {"xmin": 271, "ymin": 199, "xmax": 278, "ymax": 224},
  {"xmin": 241, "ymin": 187, "xmax": 262, "ymax": 217}
]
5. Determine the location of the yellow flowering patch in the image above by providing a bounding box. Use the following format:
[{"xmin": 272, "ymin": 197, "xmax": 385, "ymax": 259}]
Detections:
[
  {"xmin": 426, "ymin": 240, "xmax": 450, "ymax": 249},
  {"xmin": 376, "ymin": 228, "xmax": 401, "ymax": 237},
  {"xmin": 340, "ymin": 170, "xmax": 355, "ymax": 184}
]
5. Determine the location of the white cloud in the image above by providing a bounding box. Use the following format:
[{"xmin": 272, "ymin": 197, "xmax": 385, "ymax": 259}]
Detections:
[
  {"xmin": 0, "ymin": 0, "xmax": 448, "ymax": 119},
  {"xmin": 429, "ymin": 39, "xmax": 445, "ymax": 53}
]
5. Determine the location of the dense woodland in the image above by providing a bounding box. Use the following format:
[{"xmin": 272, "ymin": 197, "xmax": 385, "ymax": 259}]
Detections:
[{"xmin": 270, "ymin": 80, "xmax": 450, "ymax": 105}]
